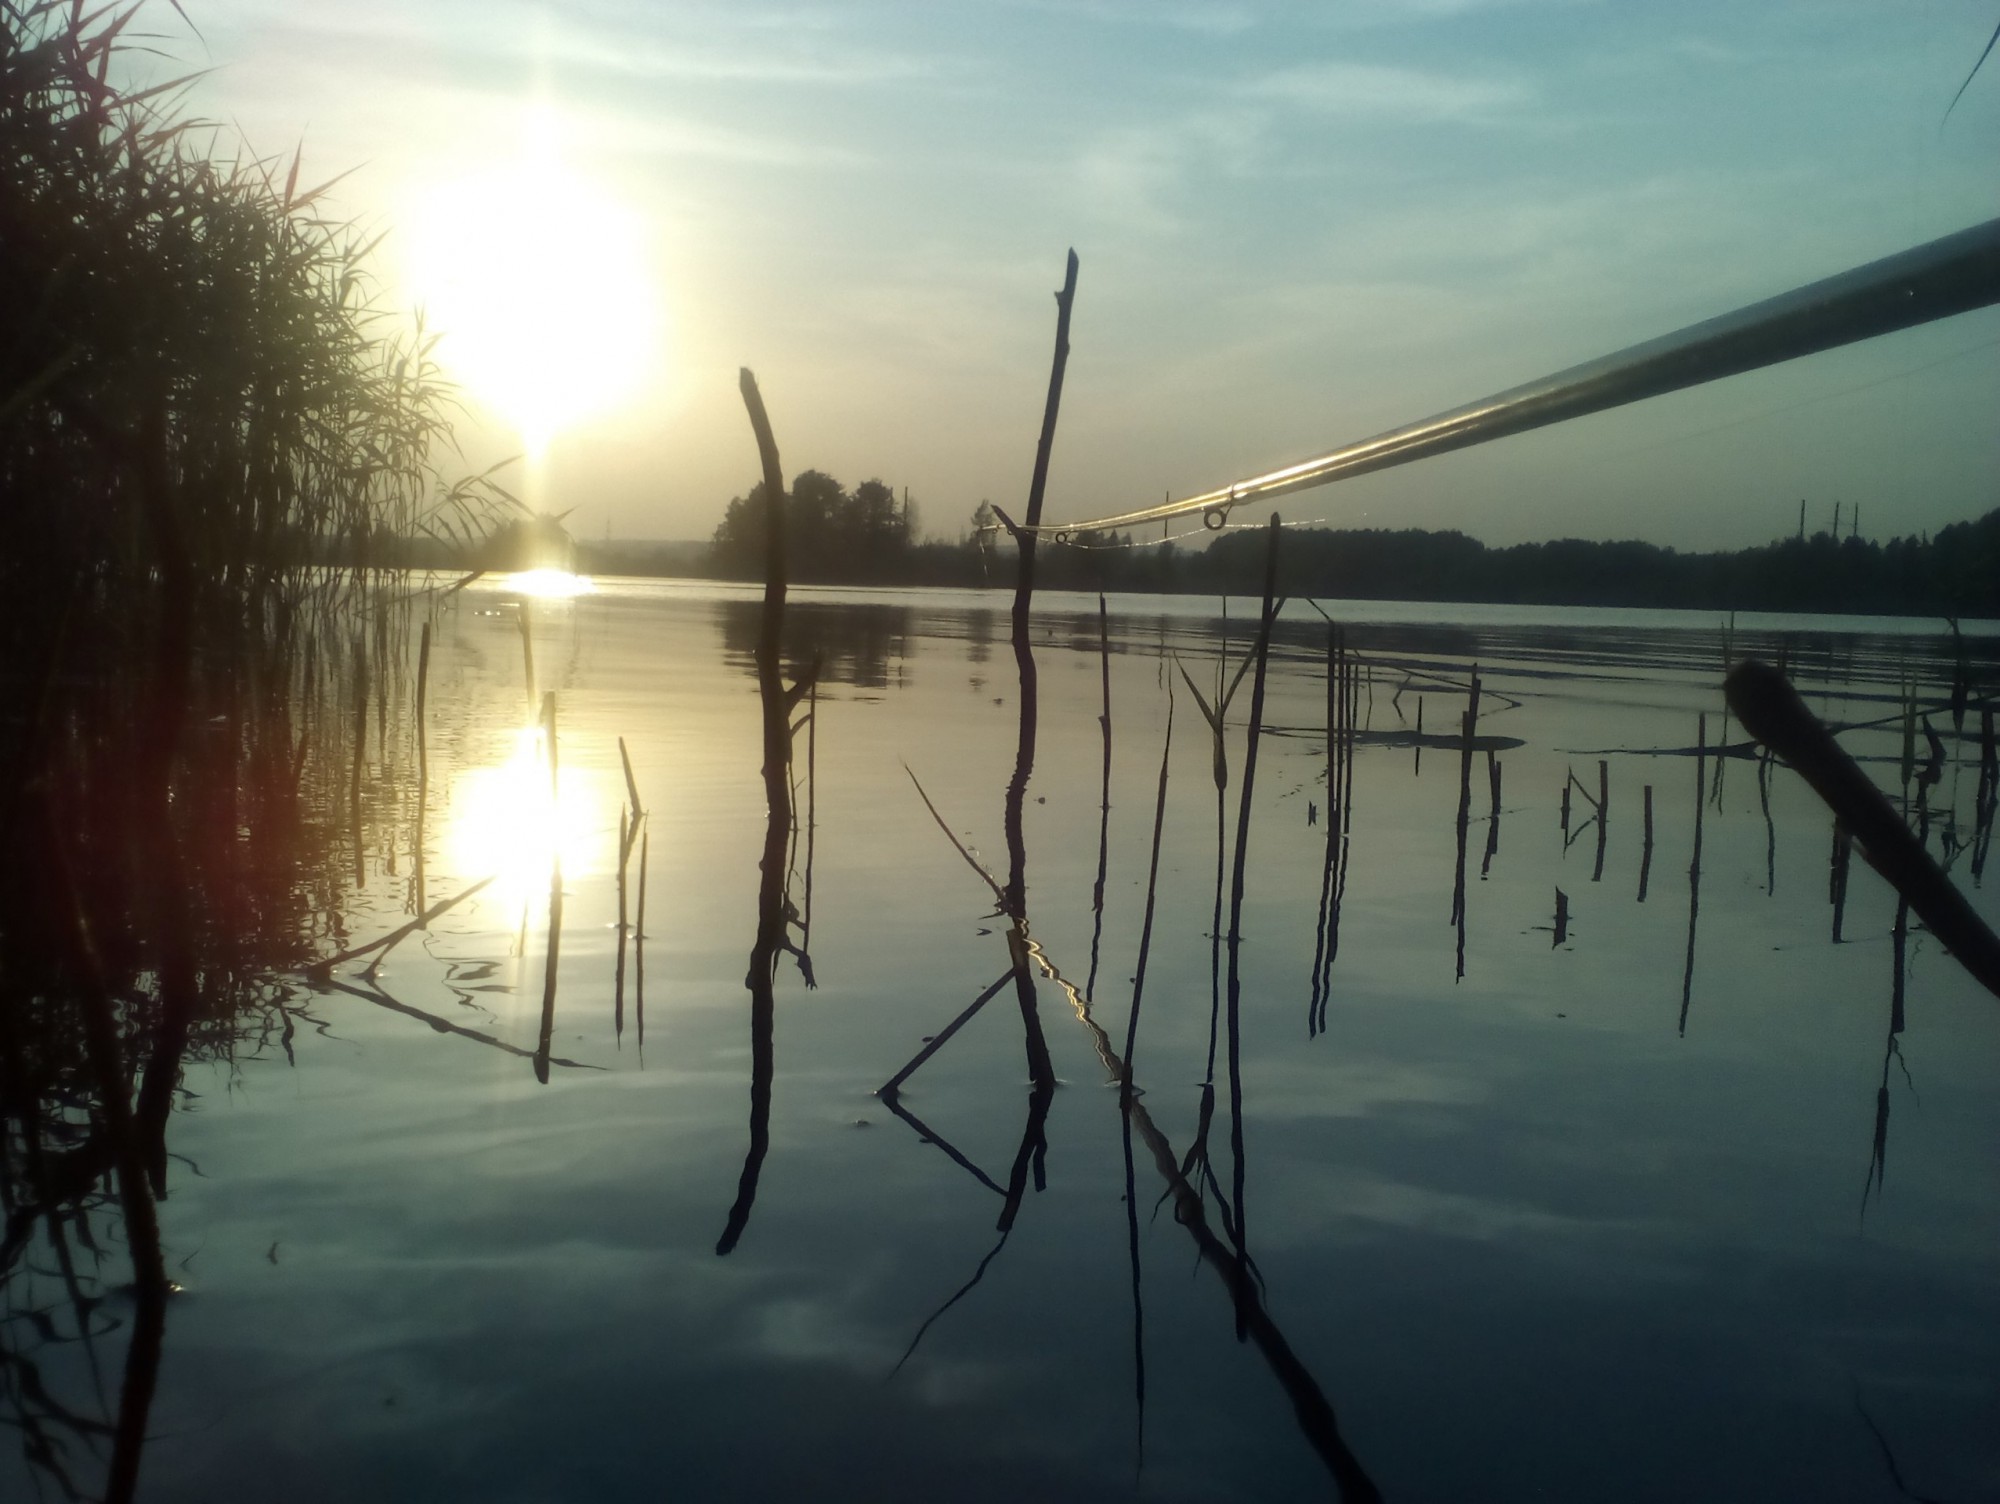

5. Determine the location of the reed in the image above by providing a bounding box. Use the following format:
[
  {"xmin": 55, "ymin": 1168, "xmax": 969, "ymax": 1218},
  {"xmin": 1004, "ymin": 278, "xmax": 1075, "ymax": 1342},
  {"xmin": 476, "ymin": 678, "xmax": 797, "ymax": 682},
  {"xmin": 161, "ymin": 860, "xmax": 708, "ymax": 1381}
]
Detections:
[
  {"xmin": 1117, "ymin": 690, "xmax": 1174, "ymax": 1482},
  {"xmin": 1030, "ymin": 868, "xmax": 1381, "ymax": 1502},
  {"xmin": 1177, "ymin": 638, "xmax": 1256, "ymax": 1078},
  {"xmin": 634, "ymin": 823, "xmax": 650, "ymax": 1052},
  {"xmin": 519, "ymin": 607, "xmax": 537, "ymax": 706},
  {"xmin": 1831, "ymin": 820, "xmax": 1854, "ymax": 942},
  {"xmin": 351, "ymin": 648, "xmax": 368, "ymax": 886},
  {"xmin": 413, "ymin": 620, "xmax": 431, "ymax": 917},
  {"xmin": 534, "ymin": 693, "xmax": 563, "ymax": 1083},
  {"xmin": 1, "ymin": 12, "xmax": 516, "ymax": 1494},
  {"xmin": 1450, "ymin": 667, "xmax": 1481, "ymax": 980},
  {"xmin": 1222, "ymin": 516, "xmax": 1282, "ymax": 1323},
  {"xmin": 3, "ymin": 1, "xmax": 514, "ymax": 683},
  {"xmin": 1592, "ymin": 760, "xmax": 1609, "ymax": 884},
  {"xmin": 614, "ymin": 806, "xmax": 631, "ymax": 1044},
  {"xmin": 1973, "ymin": 708, "xmax": 1996, "ymax": 881},
  {"xmin": 1308, "ymin": 616, "xmax": 1350, "ymax": 1035},
  {"xmin": 1639, "ymin": 784, "xmax": 1655, "ymax": 902},
  {"xmin": 1086, "ymin": 593, "xmax": 1113, "ymax": 1001},
  {"xmin": 1679, "ymin": 713, "xmax": 1706, "ymax": 1035},
  {"xmin": 1480, "ymin": 749, "xmax": 1502, "ymax": 880},
  {"xmin": 1758, "ymin": 746, "xmax": 1777, "ymax": 895}
]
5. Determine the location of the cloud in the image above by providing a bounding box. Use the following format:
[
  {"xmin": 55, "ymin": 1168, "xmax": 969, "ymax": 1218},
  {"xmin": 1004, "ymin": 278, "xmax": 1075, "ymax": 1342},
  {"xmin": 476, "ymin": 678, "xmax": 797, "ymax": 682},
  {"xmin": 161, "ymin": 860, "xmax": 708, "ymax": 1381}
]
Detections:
[
  {"xmin": 536, "ymin": 28, "xmax": 943, "ymax": 88},
  {"xmin": 1243, "ymin": 60, "xmax": 1534, "ymax": 120},
  {"xmin": 997, "ymin": 0, "xmax": 1259, "ymax": 35},
  {"xmin": 589, "ymin": 111, "xmax": 871, "ymax": 169}
]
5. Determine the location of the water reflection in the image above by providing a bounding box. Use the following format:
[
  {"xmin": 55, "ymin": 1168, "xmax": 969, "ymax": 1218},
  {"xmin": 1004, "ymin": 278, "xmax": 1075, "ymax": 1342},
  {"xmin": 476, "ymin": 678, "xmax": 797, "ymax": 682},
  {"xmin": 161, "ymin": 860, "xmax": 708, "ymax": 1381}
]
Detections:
[
  {"xmin": 717, "ymin": 380, "xmax": 820, "ymax": 1258},
  {"xmin": 505, "ymin": 567, "xmax": 593, "ymax": 599},
  {"xmin": 0, "ymin": 581, "xmax": 406, "ymax": 1502},
  {"xmin": 6, "ymin": 575, "xmax": 2000, "ymax": 1501},
  {"xmin": 876, "ymin": 523, "xmax": 1385, "ymax": 1497},
  {"xmin": 717, "ymin": 598, "xmax": 913, "ymax": 690},
  {"xmin": 446, "ymin": 718, "xmax": 603, "ymax": 917}
]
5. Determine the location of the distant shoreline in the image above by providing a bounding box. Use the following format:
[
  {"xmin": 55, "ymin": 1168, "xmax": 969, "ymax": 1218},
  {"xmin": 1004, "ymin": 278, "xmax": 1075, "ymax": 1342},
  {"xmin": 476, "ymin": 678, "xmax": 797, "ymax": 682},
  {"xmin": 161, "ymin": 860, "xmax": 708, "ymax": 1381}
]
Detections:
[
  {"xmin": 499, "ymin": 573, "xmax": 2000, "ymax": 637},
  {"xmin": 532, "ymin": 509, "xmax": 2000, "ymax": 622}
]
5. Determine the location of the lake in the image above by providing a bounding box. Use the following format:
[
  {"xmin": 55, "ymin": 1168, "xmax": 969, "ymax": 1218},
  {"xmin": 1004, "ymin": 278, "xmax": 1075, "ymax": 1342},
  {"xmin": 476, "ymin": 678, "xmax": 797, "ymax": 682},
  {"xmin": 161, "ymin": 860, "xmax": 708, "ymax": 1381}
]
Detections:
[{"xmin": 6, "ymin": 577, "xmax": 1997, "ymax": 1503}]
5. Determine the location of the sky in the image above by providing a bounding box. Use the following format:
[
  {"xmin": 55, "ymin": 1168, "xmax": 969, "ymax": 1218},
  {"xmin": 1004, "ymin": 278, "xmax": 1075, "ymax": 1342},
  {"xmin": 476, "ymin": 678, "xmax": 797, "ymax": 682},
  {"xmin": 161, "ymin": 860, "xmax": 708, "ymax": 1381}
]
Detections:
[{"xmin": 164, "ymin": 1, "xmax": 1998, "ymax": 550}]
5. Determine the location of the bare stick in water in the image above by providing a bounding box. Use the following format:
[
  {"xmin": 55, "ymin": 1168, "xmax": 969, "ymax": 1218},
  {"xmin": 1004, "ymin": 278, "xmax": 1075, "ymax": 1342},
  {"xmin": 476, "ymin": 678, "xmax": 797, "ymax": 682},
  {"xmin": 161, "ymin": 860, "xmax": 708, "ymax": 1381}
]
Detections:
[
  {"xmin": 414, "ymin": 620, "xmax": 431, "ymax": 918},
  {"xmin": 1726, "ymin": 658, "xmax": 2000, "ymax": 1000},
  {"xmin": 306, "ymin": 875, "xmax": 496, "ymax": 977},
  {"xmin": 718, "ymin": 367, "xmax": 796, "ymax": 1255},
  {"xmin": 518, "ymin": 604, "xmax": 536, "ymax": 705},
  {"xmin": 635, "ymin": 822, "xmax": 650, "ymax": 1053},
  {"xmin": 1638, "ymin": 784, "xmax": 1654, "ymax": 902},
  {"xmin": 535, "ymin": 691, "xmax": 563, "ymax": 1082},
  {"xmin": 1223, "ymin": 516, "xmax": 1282, "ymax": 1332},
  {"xmin": 619, "ymin": 735, "xmax": 643, "ymax": 821},
  {"xmin": 1000, "ymin": 249, "xmax": 1080, "ymax": 932},
  {"xmin": 903, "ymin": 763, "xmax": 1005, "ymax": 906},
  {"xmin": 1679, "ymin": 714, "xmax": 1706, "ymax": 1035}
]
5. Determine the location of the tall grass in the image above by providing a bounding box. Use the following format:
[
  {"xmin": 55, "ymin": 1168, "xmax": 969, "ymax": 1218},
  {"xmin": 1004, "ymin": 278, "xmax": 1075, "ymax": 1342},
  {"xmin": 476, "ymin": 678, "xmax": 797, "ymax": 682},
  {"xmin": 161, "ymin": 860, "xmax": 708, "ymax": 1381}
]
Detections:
[{"xmin": 1, "ymin": 9, "xmax": 512, "ymax": 1496}]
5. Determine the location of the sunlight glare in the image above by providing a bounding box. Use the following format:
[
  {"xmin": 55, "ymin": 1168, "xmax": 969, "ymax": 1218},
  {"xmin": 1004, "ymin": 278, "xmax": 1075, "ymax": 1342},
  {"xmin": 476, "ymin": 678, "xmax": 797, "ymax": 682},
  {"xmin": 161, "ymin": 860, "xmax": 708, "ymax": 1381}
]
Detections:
[
  {"xmin": 507, "ymin": 568, "xmax": 593, "ymax": 599},
  {"xmin": 448, "ymin": 723, "xmax": 602, "ymax": 916},
  {"xmin": 407, "ymin": 110, "xmax": 664, "ymax": 456}
]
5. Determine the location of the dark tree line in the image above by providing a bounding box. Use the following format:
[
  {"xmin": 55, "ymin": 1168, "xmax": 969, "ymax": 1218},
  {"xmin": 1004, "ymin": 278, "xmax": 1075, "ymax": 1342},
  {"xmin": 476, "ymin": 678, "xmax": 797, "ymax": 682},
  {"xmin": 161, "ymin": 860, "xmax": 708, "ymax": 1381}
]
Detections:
[
  {"xmin": 711, "ymin": 472, "xmax": 917, "ymax": 583},
  {"xmin": 698, "ymin": 468, "xmax": 1999, "ymax": 617},
  {"xmin": 1196, "ymin": 510, "xmax": 2000, "ymax": 617}
]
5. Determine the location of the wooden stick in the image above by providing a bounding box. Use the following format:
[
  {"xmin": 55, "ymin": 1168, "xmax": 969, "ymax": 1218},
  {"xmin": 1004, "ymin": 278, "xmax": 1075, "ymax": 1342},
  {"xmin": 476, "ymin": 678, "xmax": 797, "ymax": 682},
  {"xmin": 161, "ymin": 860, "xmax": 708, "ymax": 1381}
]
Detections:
[
  {"xmin": 414, "ymin": 620, "xmax": 431, "ymax": 920},
  {"xmin": 306, "ymin": 875, "xmax": 496, "ymax": 976},
  {"xmin": 1727, "ymin": 659, "xmax": 2000, "ymax": 999}
]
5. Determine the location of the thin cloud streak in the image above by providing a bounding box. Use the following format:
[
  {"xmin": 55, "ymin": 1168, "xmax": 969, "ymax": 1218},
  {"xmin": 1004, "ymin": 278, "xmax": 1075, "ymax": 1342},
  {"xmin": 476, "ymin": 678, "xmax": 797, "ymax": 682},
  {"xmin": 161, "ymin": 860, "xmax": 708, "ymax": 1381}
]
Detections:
[{"xmin": 1242, "ymin": 60, "xmax": 1535, "ymax": 120}]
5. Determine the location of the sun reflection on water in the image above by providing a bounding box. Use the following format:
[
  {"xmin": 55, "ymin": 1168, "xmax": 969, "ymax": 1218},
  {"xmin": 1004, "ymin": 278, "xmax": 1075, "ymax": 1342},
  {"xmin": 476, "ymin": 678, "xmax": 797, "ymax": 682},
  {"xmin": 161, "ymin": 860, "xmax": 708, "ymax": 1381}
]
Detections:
[
  {"xmin": 448, "ymin": 723, "xmax": 602, "ymax": 915},
  {"xmin": 506, "ymin": 568, "xmax": 592, "ymax": 599}
]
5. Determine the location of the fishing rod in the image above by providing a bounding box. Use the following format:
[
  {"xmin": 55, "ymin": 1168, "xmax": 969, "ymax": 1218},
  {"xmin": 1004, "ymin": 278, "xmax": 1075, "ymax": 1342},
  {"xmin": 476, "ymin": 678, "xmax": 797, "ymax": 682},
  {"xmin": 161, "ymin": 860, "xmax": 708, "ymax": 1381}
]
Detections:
[{"xmin": 1034, "ymin": 216, "xmax": 2000, "ymax": 542}]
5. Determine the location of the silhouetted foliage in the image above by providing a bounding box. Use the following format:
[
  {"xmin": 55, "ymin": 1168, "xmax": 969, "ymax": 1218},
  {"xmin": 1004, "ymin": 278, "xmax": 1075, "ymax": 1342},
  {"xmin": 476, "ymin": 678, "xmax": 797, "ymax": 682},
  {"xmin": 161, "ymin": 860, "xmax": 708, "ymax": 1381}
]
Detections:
[
  {"xmin": 711, "ymin": 471, "xmax": 917, "ymax": 582},
  {"xmin": 1203, "ymin": 513, "xmax": 2000, "ymax": 617},
  {"xmin": 697, "ymin": 471, "xmax": 1999, "ymax": 616}
]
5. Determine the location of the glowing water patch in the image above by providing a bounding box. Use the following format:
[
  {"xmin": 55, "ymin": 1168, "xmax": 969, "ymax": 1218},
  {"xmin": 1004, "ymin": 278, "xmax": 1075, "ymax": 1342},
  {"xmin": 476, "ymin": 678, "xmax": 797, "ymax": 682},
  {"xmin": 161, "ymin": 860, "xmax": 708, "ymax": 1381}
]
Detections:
[
  {"xmin": 507, "ymin": 568, "xmax": 592, "ymax": 599},
  {"xmin": 448, "ymin": 723, "xmax": 601, "ymax": 916}
]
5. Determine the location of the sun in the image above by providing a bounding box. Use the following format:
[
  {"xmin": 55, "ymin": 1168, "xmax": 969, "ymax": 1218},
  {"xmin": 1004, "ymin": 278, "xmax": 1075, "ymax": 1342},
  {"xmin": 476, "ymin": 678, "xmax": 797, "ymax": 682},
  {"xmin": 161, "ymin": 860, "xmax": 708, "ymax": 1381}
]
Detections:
[{"xmin": 405, "ymin": 111, "xmax": 664, "ymax": 457}]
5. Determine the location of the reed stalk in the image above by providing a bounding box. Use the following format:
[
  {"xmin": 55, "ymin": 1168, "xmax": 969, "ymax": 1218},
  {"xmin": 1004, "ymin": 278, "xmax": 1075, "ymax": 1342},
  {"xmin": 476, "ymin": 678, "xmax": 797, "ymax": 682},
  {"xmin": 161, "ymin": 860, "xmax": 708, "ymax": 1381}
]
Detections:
[
  {"xmin": 635, "ymin": 823, "xmax": 650, "ymax": 1052},
  {"xmin": 1086, "ymin": 593, "xmax": 1113, "ymax": 1001},
  {"xmin": 1450, "ymin": 667, "xmax": 1481, "ymax": 980},
  {"xmin": 1222, "ymin": 516, "xmax": 1281, "ymax": 1326},
  {"xmin": 1679, "ymin": 713, "xmax": 1706, "ymax": 1035},
  {"xmin": 413, "ymin": 620, "xmax": 431, "ymax": 918},
  {"xmin": 1592, "ymin": 759, "xmax": 1609, "ymax": 883},
  {"xmin": 614, "ymin": 805, "xmax": 630, "ymax": 1043},
  {"xmin": 1480, "ymin": 750, "xmax": 1502, "ymax": 880},
  {"xmin": 1639, "ymin": 784, "xmax": 1655, "ymax": 902},
  {"xmin": 535, "ymin": 692, "xmax": 563, "ymax": 1082}
]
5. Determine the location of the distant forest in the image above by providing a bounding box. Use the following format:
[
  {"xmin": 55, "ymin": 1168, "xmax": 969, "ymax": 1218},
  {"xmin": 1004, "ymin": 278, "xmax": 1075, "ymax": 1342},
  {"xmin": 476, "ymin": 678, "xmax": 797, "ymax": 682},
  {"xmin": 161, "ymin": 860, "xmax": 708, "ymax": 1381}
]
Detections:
[{"xmin": 439, "ymin": 469, "xmax": 2000, "ymax": 618}]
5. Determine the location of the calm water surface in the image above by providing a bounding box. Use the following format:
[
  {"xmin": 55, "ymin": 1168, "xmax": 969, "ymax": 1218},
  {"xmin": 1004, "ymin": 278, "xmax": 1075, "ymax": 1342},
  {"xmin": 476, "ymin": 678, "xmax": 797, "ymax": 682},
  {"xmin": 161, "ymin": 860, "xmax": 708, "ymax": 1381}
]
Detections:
[{"xmin": 12, "ymin": 579, "xmax": 1998, "ymax": 1502}]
